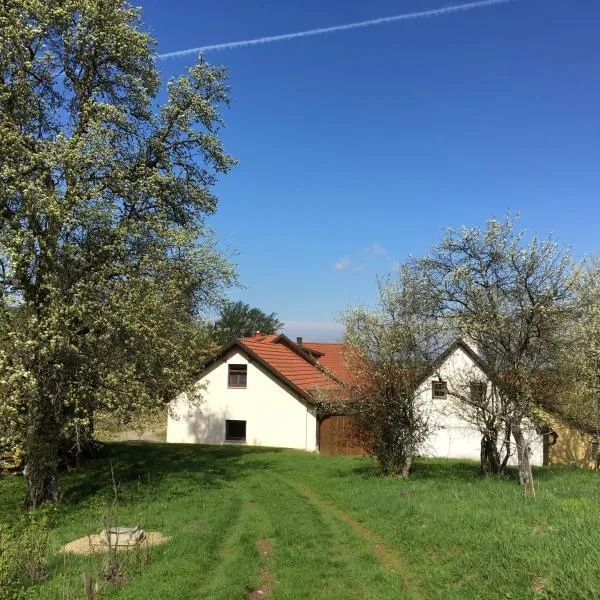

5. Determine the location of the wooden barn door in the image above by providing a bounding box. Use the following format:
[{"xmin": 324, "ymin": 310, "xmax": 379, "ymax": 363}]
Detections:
[{"xmin": 319, "ymin": 416, "xmax": 364, "ymax": 456}]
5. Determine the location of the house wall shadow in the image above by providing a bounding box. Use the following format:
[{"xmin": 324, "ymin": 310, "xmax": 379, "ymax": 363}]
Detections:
[
  {"xmin": 550, "ymin": 433, "xmax": 595, "ymax": 469},
  {"xmin": 184, "ymin": 407, "xmax": 229, "ymax": 445},
  {"xmin": 546, "ymin": 419, "xmax": 596, "ymax": 469}
]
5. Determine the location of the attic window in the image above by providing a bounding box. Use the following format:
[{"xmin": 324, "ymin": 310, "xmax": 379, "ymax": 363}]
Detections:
[
  {"xmin": 225, "ymin": 419, "xmax": 246, "ymax": 442},
  {"xmin": 228, "ymin": 364, "xmax": 247, "ymax": 388},
  {"xmin": 432, "ymin": 381, "xmax": 447, "ymax": 399}
]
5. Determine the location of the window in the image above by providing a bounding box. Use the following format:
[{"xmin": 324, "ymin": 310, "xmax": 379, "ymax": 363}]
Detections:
[
  {"xmin": 470, "ymin": 381, "xmax": 487, "ymax": 404},
  {"xmin": 225, "ymin": 420, "xmax": 246, "ymax": 442},
  {"xmin": 228, "ymin": 364, "xmax": 247, "ymax": 388},
  {"xmin": 432, "ymin": 380, "xmax": 447, "ymax": 399}
]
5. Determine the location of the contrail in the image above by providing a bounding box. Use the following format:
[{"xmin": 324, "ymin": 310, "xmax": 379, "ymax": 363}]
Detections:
[{"xmin": 158, "ymin": 0, "xmax": 516, "ymax": 60}]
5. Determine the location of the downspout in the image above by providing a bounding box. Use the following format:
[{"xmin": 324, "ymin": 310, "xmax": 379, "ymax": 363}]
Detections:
[{"xmin": 305, "ymin": 399, "xmax": 309, "ymax": 450}]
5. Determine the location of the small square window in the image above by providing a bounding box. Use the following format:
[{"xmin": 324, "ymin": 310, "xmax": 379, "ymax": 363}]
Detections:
[
  {"xmin": 432, "ymin": 380, "xmax": 447, "ymax": 399},
  {"xmin": 228, "ymin": 364, "xmax": 247, "ymax": 388},
  {"xmin": 225, "ymin": 420, "xmax": 246, "ymax": 442}
]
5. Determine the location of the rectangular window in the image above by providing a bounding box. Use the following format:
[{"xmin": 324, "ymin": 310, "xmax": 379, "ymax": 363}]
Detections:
[
  {"xmin": 225, "ymin": 420, "xmax": 246, "ymax": 442},
  {"xmin": 432, "ymin": 380, "xmax": 447, "ymax": 399},
  {"xmin": 470, "ymin": 381, "xmax": 487, "ymax": 404},
  {"xmin": 228, "ymin": 364, "xmax": 247, "ymax": 388}
]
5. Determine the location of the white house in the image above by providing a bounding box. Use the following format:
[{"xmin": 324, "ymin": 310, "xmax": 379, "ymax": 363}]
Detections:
[
  {"xmin": 167, "ymin": 333, "xmax": 343, "ymax": 451},
  {"xmin": 416, "ymin": 340, "xmax": 545, "ymax": 466},
  {"xmin": 167, "ymin": 333, "xmax": 546, "ymax": 466}
]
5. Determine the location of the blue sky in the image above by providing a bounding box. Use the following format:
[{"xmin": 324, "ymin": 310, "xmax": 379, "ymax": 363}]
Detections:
[{"xmin": 142, "ymin": 0, "xmax": 600, "ymax": 341}]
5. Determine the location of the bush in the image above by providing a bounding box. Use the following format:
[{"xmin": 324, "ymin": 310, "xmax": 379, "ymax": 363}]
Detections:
[{"xmin": 0, "ymin": 513, "xmax": 49, "ymax": 599}]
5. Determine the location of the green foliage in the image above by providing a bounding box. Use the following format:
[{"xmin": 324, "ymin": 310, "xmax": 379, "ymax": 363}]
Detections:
[
  {"xmin": 214, "ymin": 301, "xmax": 284, "ymax": 346},
  {"xmin": 0, "ymin": 511, "xmax": 50, "ymax": 599},
  {"xmin": 341, "ymin": 269, "xmax": 444, "ymax": 477},
  {"xmin": 0, "ymin": 0, "xmax": 236, "ymax": 503},
  {"xmin": 416, "ymin": 215, "xmax": 577, "ymax": 493},
  {"xmin": 554, "ymin": 257, "xmax": 600, "ymax": 467}
]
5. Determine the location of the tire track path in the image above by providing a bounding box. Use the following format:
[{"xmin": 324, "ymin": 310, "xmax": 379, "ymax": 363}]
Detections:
[{"xmin": 286, "ymin": 479, "xmax": 427, "ymax": 600}]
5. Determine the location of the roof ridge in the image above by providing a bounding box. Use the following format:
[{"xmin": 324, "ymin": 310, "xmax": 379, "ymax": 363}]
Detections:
[{"xmin": 270, "ymin": 334, "xmax": 324, "ymax": 367}]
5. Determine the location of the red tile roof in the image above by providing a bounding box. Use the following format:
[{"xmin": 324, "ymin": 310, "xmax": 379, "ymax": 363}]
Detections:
[
  {"xmin": 237, "ymin": 334, "xmax": 344, "ymax": 396},
  {"xmin": 301, "ymin": 342, "xmax": 350, "ymax": 383}
]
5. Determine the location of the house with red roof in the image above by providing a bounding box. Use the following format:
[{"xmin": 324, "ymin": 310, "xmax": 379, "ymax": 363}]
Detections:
[
  {"xmin": 167, "ymin": 333, "xmax": 550, "ymax": 464},
  {"xmin": 166, "ymin": 332, "xmax": 347, "ymax": 451}
]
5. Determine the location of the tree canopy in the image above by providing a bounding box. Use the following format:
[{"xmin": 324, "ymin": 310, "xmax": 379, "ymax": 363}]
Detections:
[
  {"xmin": 415, "ymin": 216, "xmax": 576, "ymax": 494},
  {"xmin": 214, "ymin": 301, "xmax": 284, "ymax": 346},
  {"xmin": 340, "ymin": 270, "xmax": 444, "ymax": 477},
  {"xmin": 342, "ymin": 217, "xmax": 580, "ymax": 493},
  {"xmin": 554, "ymin": 258, "xmax": 600, "ymax": 469},
  {"xmin": 0, "ymin": 0, "xmax": 236, "ymax": 505}
]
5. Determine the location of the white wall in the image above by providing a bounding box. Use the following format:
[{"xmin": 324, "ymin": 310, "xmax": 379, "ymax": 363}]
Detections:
[
  {"xmin": 167, "ymin": 349, "xmax": 317, "ymax": 451},
  {"xmin": 417, "ymin": 346, "xmax": 545, "ymax": 466}
]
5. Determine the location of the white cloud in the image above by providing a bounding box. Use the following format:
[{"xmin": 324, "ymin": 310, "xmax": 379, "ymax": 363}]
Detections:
[
  {"xmin": 333, "ymin": 242, "xmax": 390, "ymax": 273},
  {"xmin": 370, "ymin": 243, "xmax": 388, "ymax": 257},
  {"xmin": 334, "ymin": 257, "xmax": 351, "ymax": 271}
]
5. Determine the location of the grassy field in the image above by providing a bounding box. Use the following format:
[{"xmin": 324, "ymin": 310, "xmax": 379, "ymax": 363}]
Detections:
[{"xmin": 2, "ymin": 443, "xmax": 600, "ymax": 599}]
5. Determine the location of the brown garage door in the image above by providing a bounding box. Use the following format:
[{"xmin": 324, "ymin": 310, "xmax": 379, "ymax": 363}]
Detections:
[{"xmin": 319, "ymin": 416, "xmax": 365, "ymax": 456}]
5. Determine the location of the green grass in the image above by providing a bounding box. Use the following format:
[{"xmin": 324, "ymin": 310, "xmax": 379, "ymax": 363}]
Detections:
[{"xmin": 2, "ymin": 444, "xmax": 600, "ymax": 599}]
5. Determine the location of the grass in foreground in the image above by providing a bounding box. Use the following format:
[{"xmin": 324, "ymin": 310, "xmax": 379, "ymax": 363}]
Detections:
[{"xmin": 1, "ymin": 443, "xmax": 600, "ymax": 599}]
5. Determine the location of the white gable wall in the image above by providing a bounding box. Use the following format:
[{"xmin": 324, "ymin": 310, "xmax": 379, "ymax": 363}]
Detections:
[
  {"xmin": 417, "ymin": 346, "xmax": 544, "ymax": 466},
  {"xmin": 167, "ymin": 349, "xmax": 317, "ymax": 451}
]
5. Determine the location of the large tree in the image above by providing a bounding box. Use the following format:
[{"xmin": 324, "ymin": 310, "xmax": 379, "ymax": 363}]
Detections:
[
  {"xmin": 555, "ymin": 257, "xmax": 600, "ymax": 470},
  {"xmin": 417, "ymin": 217, "xmax": 575, "ymax": 494},
  {"xmin": 0, "ymin": 0, "xmax": 236, "ymax": 505},
  {"xmin": 341, "ymin": 269, "xmax": 444, "ymax": 477},
  {"xmin": 214, "ymin": 301, "xmax": 283, "ymax": 346}
]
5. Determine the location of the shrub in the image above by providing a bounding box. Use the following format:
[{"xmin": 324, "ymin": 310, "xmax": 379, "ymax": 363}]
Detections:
[{"xmin": 0, "ymin": 513, "xmax": 49, "ymax": 599}]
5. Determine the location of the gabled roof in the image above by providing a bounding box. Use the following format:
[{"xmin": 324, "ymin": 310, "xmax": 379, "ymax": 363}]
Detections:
[
  {"xmin": 201, "ymin": 333, "xmax": 345, "ymax": 404},
  {"xmin": 433, "ymin": 339, "xmax": 491, "ymax": 378},
  {"xmin": 415, "ymin": 338, "xmax": 491, "ymax": 390},
  {"xmin": 239, "ymin": 334, "xmax": 340, "ymax": 394},
  {"xmin": 300, "ymin": 342, "xmax": 350, "ymax": 383}
]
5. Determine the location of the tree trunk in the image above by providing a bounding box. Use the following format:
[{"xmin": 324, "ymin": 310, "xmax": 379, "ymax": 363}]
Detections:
[
  {"xmin": 592, "ymin": 433, "xmax": 600, "ymax": 472},
  {"xmin": 499, "ymin": 423, "xmax": 512, "ymax": 472},
  {"xmin": 512, "ymin": 424, "xmax": 535, "ymax": 496},
  {"xmin": 400, "ymin": 453, "xmax": 413, "ymax": 479},
  {"xmin": 25, "ymin": 399, "xmax": 60, "ymax": 507},
  {"xmin": 480, "ymin": 432, "xmax": 500, "ymax": 475}
]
